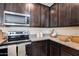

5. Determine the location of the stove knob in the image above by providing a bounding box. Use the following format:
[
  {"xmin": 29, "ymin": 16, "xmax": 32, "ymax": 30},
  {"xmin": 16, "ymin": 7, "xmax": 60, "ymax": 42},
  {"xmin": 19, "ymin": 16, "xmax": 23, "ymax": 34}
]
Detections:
[{"xmin": 10, "ymin": 32, "xmax": 12, "ymax": 34}]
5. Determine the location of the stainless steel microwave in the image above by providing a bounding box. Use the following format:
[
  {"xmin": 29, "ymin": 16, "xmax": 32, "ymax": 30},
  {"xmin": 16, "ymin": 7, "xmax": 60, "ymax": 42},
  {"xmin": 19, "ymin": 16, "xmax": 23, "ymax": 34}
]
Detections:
[{"xmin": 3, "ymin": 11, "xmax": 30, "ymax": 26}]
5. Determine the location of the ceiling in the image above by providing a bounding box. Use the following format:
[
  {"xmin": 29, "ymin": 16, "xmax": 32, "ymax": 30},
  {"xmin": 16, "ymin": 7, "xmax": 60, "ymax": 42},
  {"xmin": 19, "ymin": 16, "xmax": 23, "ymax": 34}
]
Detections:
[{"xmin": 41, "ymin": 3, "xmax": 54, "ymax": 7}]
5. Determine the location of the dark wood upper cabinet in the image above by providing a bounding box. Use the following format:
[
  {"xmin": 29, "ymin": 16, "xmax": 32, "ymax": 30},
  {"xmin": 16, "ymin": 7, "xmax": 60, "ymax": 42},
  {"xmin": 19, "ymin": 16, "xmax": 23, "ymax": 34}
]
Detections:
[
  {"xmin": 30, "ymin": 4, "xmax": 41, "ymax": 27},
  {"xmin": 31, "ymin": 3, "xmax": 79, "ymax": 27},
  {"xmin": 71, "ymin": 4, "xmax": 79, "ymax": 26},
  {"xmin": 58, "ymin": 3, "xmax": 71, "ymax": 27},
  {"xmin": 0, "ymin": 3, "xmax": 4, "ymax": 25},
  {"xmin": 50, "ymin": 3, "xmax": 79, "ymax": 27},
  {"xmin": 4, "ymin": 3, "xmax": 29, "ymax": 14},
  {"xmin": 50, "ymin": 3, "xmax": 59, "ymax": 27},
  {"xmin": 50, "ymin": 3, "xmax": 72, "ymax": 27},
  {"xmin": 40, "ymin": 5, "xmax": 49, "ymax": 27},
  {"xmin": 30, "ymin": 4, "xmax": 50, "ymax": 27},
  {"xmin": 3, "ymin": 3, "xmax": 79, "ymax": 27},
  {"xmin": 0, "ymin": 3, "xmax": 4, "ymax": 11}
]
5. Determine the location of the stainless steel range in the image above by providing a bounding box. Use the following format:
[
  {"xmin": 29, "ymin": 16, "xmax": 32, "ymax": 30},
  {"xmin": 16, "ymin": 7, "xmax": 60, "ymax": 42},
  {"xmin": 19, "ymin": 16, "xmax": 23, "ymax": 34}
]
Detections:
[
  {"xmin": 7, "ymin": 31, "xmax": 30, "ymax": 42},
  {"xmin": 5, "ymin": 31, "xmax": 32, "ymax": 56}
]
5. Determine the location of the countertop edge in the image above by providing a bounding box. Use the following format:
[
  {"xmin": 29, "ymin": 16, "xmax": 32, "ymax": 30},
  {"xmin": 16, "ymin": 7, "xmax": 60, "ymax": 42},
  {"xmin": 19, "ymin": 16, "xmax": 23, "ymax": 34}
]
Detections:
[{"xmin": 1, "ymin": 36, "xmax": 79, "ymax": 51}]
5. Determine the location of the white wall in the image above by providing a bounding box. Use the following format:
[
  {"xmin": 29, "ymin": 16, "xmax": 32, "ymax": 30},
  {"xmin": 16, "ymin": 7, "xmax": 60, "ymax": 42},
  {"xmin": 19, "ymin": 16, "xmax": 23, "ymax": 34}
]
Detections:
[{"xmin": 0, "ymin": 26, "xmax": 79, "ymax": 36}]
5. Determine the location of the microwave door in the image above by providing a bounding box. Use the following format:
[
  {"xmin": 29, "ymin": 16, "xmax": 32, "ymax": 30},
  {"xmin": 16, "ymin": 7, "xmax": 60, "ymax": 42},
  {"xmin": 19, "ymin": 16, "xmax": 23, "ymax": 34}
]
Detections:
[{"xmin": 5, "ymin": 14, "xmax": 25, "ymax": 24}]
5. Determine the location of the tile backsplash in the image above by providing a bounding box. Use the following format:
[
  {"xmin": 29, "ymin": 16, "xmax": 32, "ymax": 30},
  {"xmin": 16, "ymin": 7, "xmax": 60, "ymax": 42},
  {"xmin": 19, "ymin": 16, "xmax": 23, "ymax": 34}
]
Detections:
[{"xmin": 0, "ymin": 26, "xmax": 79, "ymax": 36}]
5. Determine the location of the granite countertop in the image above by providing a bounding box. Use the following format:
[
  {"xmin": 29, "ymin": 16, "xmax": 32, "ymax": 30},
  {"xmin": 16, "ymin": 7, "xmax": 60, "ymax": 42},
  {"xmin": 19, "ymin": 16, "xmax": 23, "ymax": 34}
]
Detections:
[
  {"xmin": 49, "ymin": 37, "xmax": 79, "ymax": 51},
  {"xmin": 0, "ymin": 39, "xmax": 7, "ymax": 44},
  {"xmin": 0, "ymin": 34, "xmax": 79, "ymax": 51},
  {"xmin": 30, "ymin": 35, "xmax": 79, "ymax": 51}
]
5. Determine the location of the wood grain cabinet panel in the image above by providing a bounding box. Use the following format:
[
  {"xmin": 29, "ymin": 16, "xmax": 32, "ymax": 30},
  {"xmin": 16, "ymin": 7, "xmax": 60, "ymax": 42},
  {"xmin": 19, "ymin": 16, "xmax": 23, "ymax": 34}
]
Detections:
[
  {"xmin": 59, "ymin": 3, "xmax": 71, "ymax": 27},
  {"xmin": 61, "ymin": 45, "xmax": 79, "ymax": 56},
  {"xmin": 26, "ymin": 44, "xmax": 32, "ymax": 56},
  {"xmin": 30, "ymin": 4, "xmax": 41, "ymax": 27},
  {"xmin": 26, "ymin": 40, "xmax": 79, "ymax": 56},
  {"xmin": 71, "ymin": 3, "xmax": 79, "ymax": 26},
  {"xmin": 50, "ymin": 3, "xmax": 79, "ymax": 27},
  {"xmin": 31, "ymin": 45, "xmax": 41, "ymax": 56},
  {"xmin": 50, "ymin": 3, "xmax": 71, "ymax": 27},
  {"xmin": 40, "ymin": 5, "xmax": 49, "ymax": 27},
  {"xmin": 26, "ymin": 40, "xmax": 48, "ymax": 56},
  {"xmin": 0, "ymin": 3, "xmax": 4, "ymax": 25},
  {"xmin": 50, "ymin": 3, "xmax": 59, "ymax": 27},
  {"xmin": 31, "ymin": 41, "xmax": 47, "ymax": 56},
  {"xmin": 50, "ymin": 41, "xmax": 61, "ymax": 56},
  {"xmin": 4, "ymin": 3, "xmax": 29, "ymax": 14},
  {"xmin": 30, "ymin": 4, "xmax": 50, "ymax": 27}
]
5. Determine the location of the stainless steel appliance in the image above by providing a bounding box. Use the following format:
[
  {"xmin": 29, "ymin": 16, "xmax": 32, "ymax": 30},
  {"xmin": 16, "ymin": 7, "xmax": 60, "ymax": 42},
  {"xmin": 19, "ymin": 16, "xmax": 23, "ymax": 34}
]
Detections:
[
  {"xmin": 3, "ymin": 11, "xmax": 30, "ymax": 26},
  {"xmin": 6, "ymin": 31, "xmax": 31, "ymax": 56},
  {"xmin": 7, "ymin": 31, "xmax": 30, "ymax": 42}
]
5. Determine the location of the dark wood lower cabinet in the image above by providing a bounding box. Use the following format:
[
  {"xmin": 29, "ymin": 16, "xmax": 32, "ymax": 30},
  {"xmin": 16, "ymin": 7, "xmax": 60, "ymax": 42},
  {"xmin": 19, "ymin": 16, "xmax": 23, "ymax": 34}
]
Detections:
[
  {"xmin": 26, "ymin": 40, "xmax": 79, "ymax": 56},
  {"xmin": 50, "ymin": 41, "xmax": 61, "ymax": 56},
  {"xmin": 50, "ymin": 45, "xmax": 60, "ymax": 56},
  {"xmin": 61, "ymin": 49, "xmax": 72, "ymax": 56},
  {"xmin": 61, "ymin": 45, "xmax": 79, "ymax": 56},
  {"xmin": 26, "ymin": 40, "xmax": 48, "ymax": 56},
  {"xmin": 26, "ymin": 44, "xmax": 32, "ymax": 56},
  {"xmin": 32, "ymin": 46, "xmax": 41, "ymax": 56}
]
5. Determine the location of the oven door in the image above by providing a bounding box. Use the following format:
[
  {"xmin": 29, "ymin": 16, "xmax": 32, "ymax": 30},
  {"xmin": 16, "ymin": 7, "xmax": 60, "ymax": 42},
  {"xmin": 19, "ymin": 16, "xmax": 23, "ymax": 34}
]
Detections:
[
  {"xmin": 8, "ymin": 35, "xmax": 29, "ymax": 42},
  {"xmin": 8, "ymin": 35, "xmax": 21, "ymax": 42}
]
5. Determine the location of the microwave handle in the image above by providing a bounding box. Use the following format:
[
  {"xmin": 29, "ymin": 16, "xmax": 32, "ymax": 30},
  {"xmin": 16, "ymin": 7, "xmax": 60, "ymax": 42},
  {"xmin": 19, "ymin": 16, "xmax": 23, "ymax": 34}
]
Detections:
[{"xmin": 25, "ymin": 17, "xmax": 30, "ymax": 24}]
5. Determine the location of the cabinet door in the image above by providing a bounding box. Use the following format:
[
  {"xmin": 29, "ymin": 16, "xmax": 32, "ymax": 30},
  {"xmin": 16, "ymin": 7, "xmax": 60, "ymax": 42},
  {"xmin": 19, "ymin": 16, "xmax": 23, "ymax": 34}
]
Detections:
[
  {"xmin": 59, "ymin": 3, "xmax": 71, "ymax": 27},
  {"xmin": 61, "ymin": 50, "xmax": 72, "ymax": 56},
  {"xmin": 4, "ymin": 3, "xmax": 29, "ymax": 14},
  {"xmin": 32, "ymin": 45, "xmax": 47, "ymax": 56},
  {"xmin": 26, "ymin": 44, "xmax": 32, "ymax": 56},
  {"xmin": 32, "ymin": 45, "xmax": 41, "ymax": 56},
  {"xmin": 30, "ymin": 4, "xmax": 41, "ymax": 27},
  {"xmin": 61, "ymin": 45, "xmax": 79, "ymax": 56},
  {"xmin": 32, "ymin": 41, "xmax": 47, "ymax": 56},
  {"xmin": 30, "ymin": 40, "xmax": 47, "ymax": 56},
  {"xmin": 50, "ymin": 45, "xmax": 54, "ymax": 56},
  {"xmin": 50, "ymin": 4, "xmax": 59, "ymax": 27},
  {"xmin": 0, "ymin": 3, "xmax": 4, "ymax": 25},
  {"xmin": 50, "ymin": 45, "xmax": 60, "ymax": 56},
  {"xmin": 50, "ymin": 41, "xmax": 60, "ymax": 56},
  {"xmin": 40, "ymin": 5, "xmax": 49, "ymax": 27},
  {"xmin": 71, "ymin": 3, "xmax": 79, "ymax": 26},
  {"xmin": 40, "ymin": 45, "xmax": 47, "ymax": 56}
]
